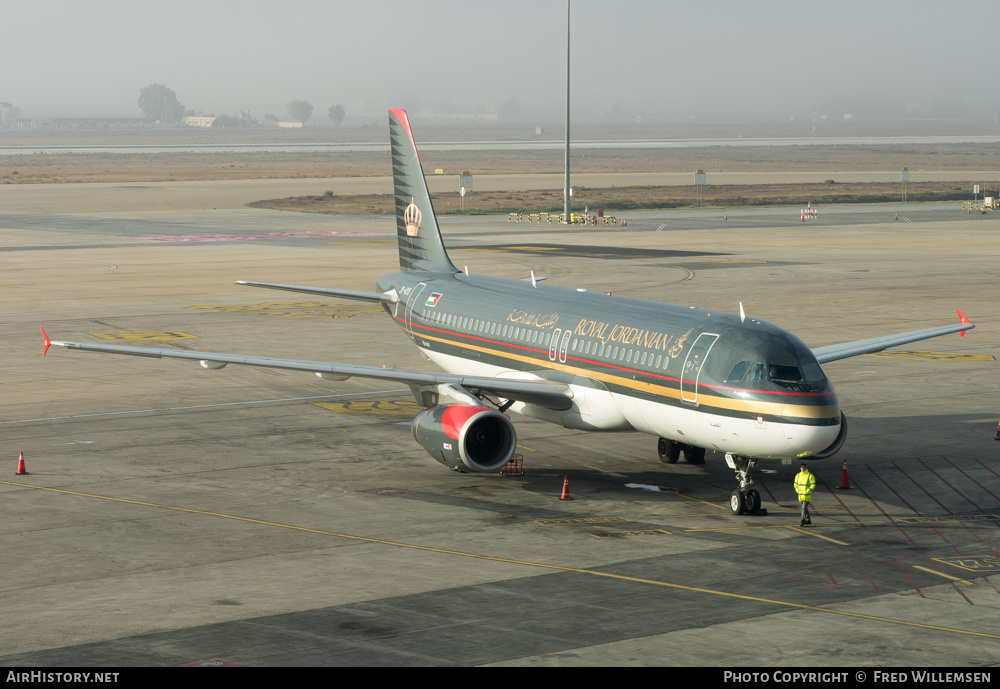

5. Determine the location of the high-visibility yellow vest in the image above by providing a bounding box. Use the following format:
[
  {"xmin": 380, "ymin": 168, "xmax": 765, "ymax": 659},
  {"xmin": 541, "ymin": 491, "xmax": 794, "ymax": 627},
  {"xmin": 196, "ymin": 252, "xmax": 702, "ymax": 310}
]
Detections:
[{"xmin": 794, "ymin": 470, "xmax": 816, "ymax": 502}]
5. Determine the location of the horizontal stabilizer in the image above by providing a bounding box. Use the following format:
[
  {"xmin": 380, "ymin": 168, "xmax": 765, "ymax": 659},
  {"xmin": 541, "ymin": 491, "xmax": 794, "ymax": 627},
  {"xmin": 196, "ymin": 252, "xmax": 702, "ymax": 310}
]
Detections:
[{"xmin": 236, "ymin": 281, "xmax": 397, "ymax": 304}]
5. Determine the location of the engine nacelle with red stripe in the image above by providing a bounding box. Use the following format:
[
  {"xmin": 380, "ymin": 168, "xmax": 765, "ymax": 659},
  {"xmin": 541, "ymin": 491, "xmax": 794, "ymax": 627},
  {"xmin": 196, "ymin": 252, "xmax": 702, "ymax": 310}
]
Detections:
[{"xmin": 411, "ymin": 405, "xmax": 516, "ymax": 472}]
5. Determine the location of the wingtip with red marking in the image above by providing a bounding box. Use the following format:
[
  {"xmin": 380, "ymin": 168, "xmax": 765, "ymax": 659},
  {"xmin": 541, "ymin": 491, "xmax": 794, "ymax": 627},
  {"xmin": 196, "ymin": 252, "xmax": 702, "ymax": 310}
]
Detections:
[
  {"xmin": 957, "ymin": 308, "xmax": 973, "ymax": 337},
  {"xmin": 41, "ymin": 326, "xmax": 51, "ymax": 357}
]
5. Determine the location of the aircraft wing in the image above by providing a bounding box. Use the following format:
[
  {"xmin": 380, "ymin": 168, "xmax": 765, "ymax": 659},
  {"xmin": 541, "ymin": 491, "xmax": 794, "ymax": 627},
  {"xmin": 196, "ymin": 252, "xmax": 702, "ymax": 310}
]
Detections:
[
  {"xmin": 41, "ymin": 329, "xmax": 574, "ymax": 411},
  {"xmin": 811, "ymin": 310, "xmax": 974, "ymax": 364}
]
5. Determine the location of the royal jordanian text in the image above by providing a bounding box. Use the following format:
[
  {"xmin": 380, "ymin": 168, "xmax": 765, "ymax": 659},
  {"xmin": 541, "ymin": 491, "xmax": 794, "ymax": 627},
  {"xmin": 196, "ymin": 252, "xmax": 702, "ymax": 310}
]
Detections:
[
  {"xmin": 573, "ymin": 318, "xmax": 693, "ymax": 355},
  {"xmin": 6, "ymin": 673, "xmax": 119, "ymax": 683}
]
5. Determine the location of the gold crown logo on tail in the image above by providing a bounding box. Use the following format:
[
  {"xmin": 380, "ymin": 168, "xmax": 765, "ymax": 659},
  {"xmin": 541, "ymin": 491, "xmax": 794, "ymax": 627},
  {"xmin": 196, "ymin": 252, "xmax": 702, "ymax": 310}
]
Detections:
[{"xmin": 404, "ymin": 198, "xmax": 422, "ymax": 237}]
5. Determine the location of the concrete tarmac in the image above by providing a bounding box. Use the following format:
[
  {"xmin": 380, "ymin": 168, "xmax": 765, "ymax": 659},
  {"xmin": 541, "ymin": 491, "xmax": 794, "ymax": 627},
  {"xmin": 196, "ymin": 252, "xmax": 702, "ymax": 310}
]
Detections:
[{"xmin": 0, "ymin": 181, "xmax": 998, "ymax": 667}]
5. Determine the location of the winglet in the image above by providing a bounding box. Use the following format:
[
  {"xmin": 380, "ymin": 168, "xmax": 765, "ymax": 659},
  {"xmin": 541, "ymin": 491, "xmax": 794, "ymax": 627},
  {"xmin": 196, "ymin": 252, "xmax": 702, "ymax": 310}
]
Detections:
[
  {"xmin": 41, "ymin": 326, "xmax": 51, "ymax": 357},
  {"xmin": 957, "ymin": 308, "xmax": 972, "ymax": 337}
]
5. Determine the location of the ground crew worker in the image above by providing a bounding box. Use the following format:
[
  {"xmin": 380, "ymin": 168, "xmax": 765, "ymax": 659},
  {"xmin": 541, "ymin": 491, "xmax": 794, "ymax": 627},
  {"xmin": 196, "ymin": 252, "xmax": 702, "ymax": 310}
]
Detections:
[{"xmin": 794, "ymin": 463, "xmax": 816, "ymax": 526}]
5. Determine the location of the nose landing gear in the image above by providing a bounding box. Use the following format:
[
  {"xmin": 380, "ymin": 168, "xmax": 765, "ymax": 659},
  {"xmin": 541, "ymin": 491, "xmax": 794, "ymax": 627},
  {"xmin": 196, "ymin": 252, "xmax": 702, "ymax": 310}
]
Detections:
[{"xmin": 726, "ymin": 453, "xmax": 766, "ymax": 515}]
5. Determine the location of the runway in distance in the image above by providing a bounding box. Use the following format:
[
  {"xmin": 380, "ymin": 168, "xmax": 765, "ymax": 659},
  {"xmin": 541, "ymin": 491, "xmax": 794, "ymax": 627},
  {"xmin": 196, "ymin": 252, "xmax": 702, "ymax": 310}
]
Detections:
[{"xmin": 42, "ymin": 108, "xmax": 976, "ymax": 515}]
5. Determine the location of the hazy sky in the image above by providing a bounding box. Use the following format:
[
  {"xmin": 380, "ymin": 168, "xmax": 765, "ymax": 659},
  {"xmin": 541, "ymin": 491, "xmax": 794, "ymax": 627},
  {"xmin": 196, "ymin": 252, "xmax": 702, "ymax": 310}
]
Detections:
[{"xmin": 2, "ymin": 1, "xmax": 997, "ymax": 122}]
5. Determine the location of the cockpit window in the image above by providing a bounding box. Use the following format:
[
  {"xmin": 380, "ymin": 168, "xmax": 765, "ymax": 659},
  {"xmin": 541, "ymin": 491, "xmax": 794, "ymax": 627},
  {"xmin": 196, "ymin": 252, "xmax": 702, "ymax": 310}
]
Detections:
[
  {"xmin": 801, "ymin": 362, "xmax": 824, "ymax": 382},
  {"xmin": 729, "ymin": 360, "xmax": 825, "ymax": 385},
  {"xmin": 729, "ymin": 361, "xmax": 749, "ymax": 381},
  {"xmin": 768, "ymin": 364, "xmax": 801, "ymax": 382}
]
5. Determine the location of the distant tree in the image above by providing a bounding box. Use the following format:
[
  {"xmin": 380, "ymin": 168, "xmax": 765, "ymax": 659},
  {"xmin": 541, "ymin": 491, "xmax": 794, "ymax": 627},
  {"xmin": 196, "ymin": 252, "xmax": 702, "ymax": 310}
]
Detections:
[
  {"xmin": 211, "ymin": 114, "xmax": 240, "ymax": 128},
  {"xmin": 137, "ymin": 84, "xmax": 185, "ymax": 122},
  {"xmin": 327, "ymin": 104, "xmax": 345, "ymax": 126},
  {"xmin": 286, "ymin": 99, "xmax": 313, "ymax": 124},
  {"xmin": 264, "ymin": 113, "xmax": 279, "ymax": 123}
]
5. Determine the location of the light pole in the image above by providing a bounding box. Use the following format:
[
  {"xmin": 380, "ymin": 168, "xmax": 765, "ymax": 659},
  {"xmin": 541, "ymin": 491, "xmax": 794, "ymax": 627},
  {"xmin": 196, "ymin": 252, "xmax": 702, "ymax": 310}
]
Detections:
[{"xmin": 563, "ymin": 0, "xmax": 571, "ymax": 223}]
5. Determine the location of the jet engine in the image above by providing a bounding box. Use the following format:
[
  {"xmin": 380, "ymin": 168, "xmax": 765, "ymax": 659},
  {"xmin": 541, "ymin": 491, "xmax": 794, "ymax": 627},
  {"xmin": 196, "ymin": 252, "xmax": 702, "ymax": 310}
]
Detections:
[
  {"xmin": 810, "ymin": 412, "xmax": 848, "ymax": 459},
  {"xmin": 411, "ymin": 405, "xmax": 516, "ymax": 472}
]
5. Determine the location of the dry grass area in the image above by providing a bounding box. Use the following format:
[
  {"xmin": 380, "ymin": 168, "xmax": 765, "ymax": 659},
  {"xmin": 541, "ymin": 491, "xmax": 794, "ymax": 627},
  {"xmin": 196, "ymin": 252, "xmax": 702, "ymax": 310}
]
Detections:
[
  {"xmin": 249, "ymin": 181, "xmax": 972, "ymax": 215},
  {"xmin": 2, "ymin": 143, "xmax": 999, "ymax": 185},
  {"xmin": 1, "ymin": 129, "xmax": 995, "ymax": 212}
]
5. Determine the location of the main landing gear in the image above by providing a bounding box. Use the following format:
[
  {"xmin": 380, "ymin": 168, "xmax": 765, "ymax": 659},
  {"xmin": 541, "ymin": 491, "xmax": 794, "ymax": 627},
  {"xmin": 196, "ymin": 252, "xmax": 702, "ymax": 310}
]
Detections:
[
  {"xmin": 657, "ymin": 438, "xmax": 705, "ymax": 465},
  {"xmin": 726, "ymin": 453, "xmax": 765, "ymax": 515}
]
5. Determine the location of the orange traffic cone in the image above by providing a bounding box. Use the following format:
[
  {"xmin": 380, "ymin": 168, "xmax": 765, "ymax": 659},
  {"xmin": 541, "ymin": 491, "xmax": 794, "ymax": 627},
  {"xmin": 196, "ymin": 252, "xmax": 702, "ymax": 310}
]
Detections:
[
  {"xmin": 16, "ymin": 451, "xmax": 28, "ymax": 475},
  {"xmin": 560, "ymin": 475, "xmax": 572, "ymax": 500},
  {"xmin": 894, "ymin": 213, "xmax": 898, "ymax": 220},
  {"xmin": 838, "ymin": 457, "xmax": 850, "ymax": 489}
]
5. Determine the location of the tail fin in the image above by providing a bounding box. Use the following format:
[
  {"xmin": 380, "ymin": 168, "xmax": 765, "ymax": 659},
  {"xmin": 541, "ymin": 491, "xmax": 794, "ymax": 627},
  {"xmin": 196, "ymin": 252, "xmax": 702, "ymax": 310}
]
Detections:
[{"xmin": 388, "ymin": 109, "xmax": 457, "ymax": 274}]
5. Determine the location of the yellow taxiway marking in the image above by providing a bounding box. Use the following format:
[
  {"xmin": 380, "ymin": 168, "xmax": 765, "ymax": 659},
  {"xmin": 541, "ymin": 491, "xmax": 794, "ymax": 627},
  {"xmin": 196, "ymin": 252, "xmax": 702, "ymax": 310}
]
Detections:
[
  {"xmin": 536, "ymin": 516, "xmax": 631, "ymax": 526},
  {"xmin": 784, "ymin": 525, "xmax": 849, "ymax": 545},
  {"xmin": 3, "ymin": 479, "xmax": 997, "ymax": 640},
  {"xmin": 913, "ymin": 565, "xmax": 973, "ymax": 586},
  {"xmin": 256, "ymin": 368, "xmax": 284, "ymax": 376},
  {"xmin": 308, "ymin": 383, "xmax": 340, "ymax": 393},
  {"xmin": 932, "ymin": 555, "xmax": 1000, "ymax": 573},
  {"xmin": 675, "ymin": 493, "xmax": 727, "ymax": 510},
  {"xmin": 582, "ymin": 464, "xmax": 628, "ymax": 478},
  {"xmin": 91, "ymin": 332, "xmax": 198, "ymax": 342},
  {"xmin": 645, "ymin": 510, "xmax": 801, "ymax": 519},
  {"xmin": 646, "ymin": 512, "xmax": 740, "ymax": 519},
  {"xmin": 516, "ymin": 444, "xmax": 538, "ymax": 453},
  {"xmin": 590, "ymin": 529, "xmax": 672, "ymax": 538},
  {"xmin": 867, "ymin": 350, "xmax": 995, "ymax": 362},
  {"xmin": 312, "ymin": 399, "xmax": 422, "ymax": 416}
]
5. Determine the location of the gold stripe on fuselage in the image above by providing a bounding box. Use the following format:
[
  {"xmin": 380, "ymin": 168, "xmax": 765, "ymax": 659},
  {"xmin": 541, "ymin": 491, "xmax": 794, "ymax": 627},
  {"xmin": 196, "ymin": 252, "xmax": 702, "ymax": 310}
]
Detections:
[{"xmin": 408, "ymin": 321, "xmax": 837, "ymax": 422}]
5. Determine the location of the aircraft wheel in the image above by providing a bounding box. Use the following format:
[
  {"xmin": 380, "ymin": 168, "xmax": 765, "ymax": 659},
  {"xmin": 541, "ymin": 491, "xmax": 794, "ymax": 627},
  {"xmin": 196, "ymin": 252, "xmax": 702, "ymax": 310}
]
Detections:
[
  {"xmin": 658, "ymin": 438, "xmax": 681, "ymax": 464},
  {"xmin": 730, "ymin": 489, "xmax": 746, "ymax": 515},
  {"xmin": 745, "ymin": 489, "xmax": 761, "ymax": 515},
  {"xmin": 685, "ymin": 446, "xmax": 706, "ymax": 464}
]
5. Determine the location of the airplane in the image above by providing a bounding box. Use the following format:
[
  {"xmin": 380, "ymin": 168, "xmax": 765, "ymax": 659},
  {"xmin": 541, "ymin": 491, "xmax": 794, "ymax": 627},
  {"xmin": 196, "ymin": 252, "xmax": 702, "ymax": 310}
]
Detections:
[{"xmin": 42, "ymin": 108, "xmax": 975, "ymax": 516}]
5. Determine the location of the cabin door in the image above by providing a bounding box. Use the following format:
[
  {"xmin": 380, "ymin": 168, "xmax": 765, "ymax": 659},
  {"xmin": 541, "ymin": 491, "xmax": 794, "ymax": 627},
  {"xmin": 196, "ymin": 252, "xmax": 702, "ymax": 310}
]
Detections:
[
  {"xmin": 404, "ymin": 283, "xmax": 427, "ymax": 338},
  {"xmin": 680, "ymin": 333, "xmax": 719, "ymax": 405}
]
